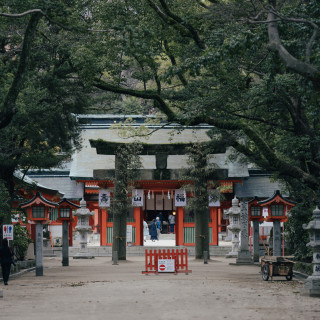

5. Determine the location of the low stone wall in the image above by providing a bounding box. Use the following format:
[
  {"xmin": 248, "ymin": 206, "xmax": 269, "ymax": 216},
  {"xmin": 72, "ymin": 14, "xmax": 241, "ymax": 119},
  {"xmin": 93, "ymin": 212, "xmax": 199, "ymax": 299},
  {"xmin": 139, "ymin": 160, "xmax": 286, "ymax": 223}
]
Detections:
[{"xmin": 0, "ymin": 260, "xmax": 35, "ymax": 280}]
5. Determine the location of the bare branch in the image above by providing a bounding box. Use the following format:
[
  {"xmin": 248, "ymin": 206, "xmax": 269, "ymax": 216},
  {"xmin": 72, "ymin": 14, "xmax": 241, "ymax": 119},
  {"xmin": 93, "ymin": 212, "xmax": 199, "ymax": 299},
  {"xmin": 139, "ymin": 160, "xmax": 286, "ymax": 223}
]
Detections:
[{"xmin": 0, "ymin": 9, "xmax": 46, "ymax": 18}]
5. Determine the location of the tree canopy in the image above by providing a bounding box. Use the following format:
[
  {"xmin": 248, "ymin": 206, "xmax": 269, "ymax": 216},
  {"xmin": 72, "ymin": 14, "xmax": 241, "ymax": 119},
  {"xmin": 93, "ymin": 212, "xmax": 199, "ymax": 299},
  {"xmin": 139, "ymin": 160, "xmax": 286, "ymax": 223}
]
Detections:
[
  {"xmin": 0, "ymin": 0, "xmax": 91, "ymax": 197},
  {"xmin": 1, "ymin": 0, "xmax": 320, "ymax": 203},
  {"xmin": 76, "ymin": 0, "xmax": 320, "ymax": 201}
]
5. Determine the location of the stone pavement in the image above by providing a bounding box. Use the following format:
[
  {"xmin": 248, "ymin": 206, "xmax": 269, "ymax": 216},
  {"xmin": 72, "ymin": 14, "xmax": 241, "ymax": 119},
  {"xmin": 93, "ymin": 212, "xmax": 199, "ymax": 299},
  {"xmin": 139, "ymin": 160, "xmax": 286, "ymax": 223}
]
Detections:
[{"xmin": 0, "ymin": 256, "xmax": 318, "ymax": 320}]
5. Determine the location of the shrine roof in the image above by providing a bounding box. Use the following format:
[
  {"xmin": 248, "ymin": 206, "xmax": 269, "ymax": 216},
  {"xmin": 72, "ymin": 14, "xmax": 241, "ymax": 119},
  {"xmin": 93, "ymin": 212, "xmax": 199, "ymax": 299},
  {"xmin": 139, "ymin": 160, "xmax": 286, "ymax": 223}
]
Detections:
[
  {"xmin": 14, "ymin": 170, "xmax": 64, "ymax": 198},
  {"xmin": 69, "ymin": 115, "xmax": 249, "ymax": 179},
  {"xmin": 257, "ymin": 190, "xmax": 296, "ymax": 206},
  {"xmin": 25, "ymin": 175, "xmax": 83, "ymax": 200},
  {"xmin": 234, "ymin": 176, "xmax": 288, "ymax": 199}
]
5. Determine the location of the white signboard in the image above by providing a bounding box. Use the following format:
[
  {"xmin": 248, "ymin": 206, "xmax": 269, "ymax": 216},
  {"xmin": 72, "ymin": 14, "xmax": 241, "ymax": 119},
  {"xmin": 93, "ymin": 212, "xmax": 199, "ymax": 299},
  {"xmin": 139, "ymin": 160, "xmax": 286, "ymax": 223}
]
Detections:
[
  {"xmin": 99, "ymin": 189, "xmax": 110, "ymax": 207},
  {"xmin": 175, "ymin": 189, "xmax": 186, "ymax": 207},
  {"xmin": 158, "ymin": 259, "xmax": 175, "ymax": 273},
  {"xmin": 126, "ymin": 225, "xmax": 133, "ymax": 243},
  {"xmin": 132, "ymin": 189, "xmax": 143, "ymax": 207},
  {"xmin": 3, "ymin": 224, "xmax": 13, "ymax": 241}
]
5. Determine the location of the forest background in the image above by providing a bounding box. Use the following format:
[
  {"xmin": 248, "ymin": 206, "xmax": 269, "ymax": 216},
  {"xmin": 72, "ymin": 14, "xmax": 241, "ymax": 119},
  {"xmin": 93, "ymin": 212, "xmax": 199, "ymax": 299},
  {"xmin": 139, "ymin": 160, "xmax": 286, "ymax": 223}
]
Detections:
[{"xmin": 0, "ymin": 0, "xmax": 319, "ymax": 261}]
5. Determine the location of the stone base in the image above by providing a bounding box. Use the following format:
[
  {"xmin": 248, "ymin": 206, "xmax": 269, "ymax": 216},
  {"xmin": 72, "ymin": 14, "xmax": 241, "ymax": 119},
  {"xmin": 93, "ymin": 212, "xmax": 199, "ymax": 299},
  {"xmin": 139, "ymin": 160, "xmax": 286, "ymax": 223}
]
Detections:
[
  {"xmin": 226, "ymin": 252, "xmax": 238, "ymax": 259},
  {"xmin": 73, "ymin": 253, "xmax": 95, "ymax": 259},
  {"xmin": 36, "ymin": 266, "xmax": 43, "ymax": 276},
  {"xmin": 236, "ymin": 251, "xmax": 253, "ymax": 265},
  {"xmin": 301, "ymin": 277, "xmax": 320, "ymax": 297}
]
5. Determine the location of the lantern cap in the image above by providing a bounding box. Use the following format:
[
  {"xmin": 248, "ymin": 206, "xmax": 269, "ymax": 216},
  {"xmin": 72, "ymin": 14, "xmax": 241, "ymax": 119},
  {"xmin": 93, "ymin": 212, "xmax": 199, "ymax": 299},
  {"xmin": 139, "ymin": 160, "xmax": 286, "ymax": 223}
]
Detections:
[
  {"xmin": 19, "ymin": 192, "xmax": 57, "ymax": 208},
  {"xmin": 58, "ymin": 198, "xmax": 80, "ymax": 209},
  {"xmin": 232, "ymin": 196, "xmax": 239, "ymax": 206}
]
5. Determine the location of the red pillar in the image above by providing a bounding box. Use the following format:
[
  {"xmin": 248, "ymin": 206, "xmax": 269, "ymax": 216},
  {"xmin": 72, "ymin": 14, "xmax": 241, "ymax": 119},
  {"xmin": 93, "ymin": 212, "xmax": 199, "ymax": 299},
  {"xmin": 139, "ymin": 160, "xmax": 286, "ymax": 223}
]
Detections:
[
  {"xmin": 176, "ymin": 207, "xmax": 184, "ymax": 246},
  {"xmin": 218, "ymin": 208, "xmax": 222, "ymax": 233},
  {"xmin": 134, "ymin": 207, "xmax": 142, "ymax": 245},
  {"xmin": 100, "ymin": 209, "xmax": 107, "ymax": 246},
  {"xmin": 211, "ymin": 207, "xmax": 219, "ymax": 246}
]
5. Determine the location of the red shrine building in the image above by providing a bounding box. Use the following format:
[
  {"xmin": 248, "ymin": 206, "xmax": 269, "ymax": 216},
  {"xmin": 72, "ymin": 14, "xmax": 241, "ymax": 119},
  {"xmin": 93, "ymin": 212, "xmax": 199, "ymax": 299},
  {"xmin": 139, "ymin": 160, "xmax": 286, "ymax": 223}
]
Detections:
[{"xmin": 24, "ymin": 115, "xmax": 289, "ymax": 247}]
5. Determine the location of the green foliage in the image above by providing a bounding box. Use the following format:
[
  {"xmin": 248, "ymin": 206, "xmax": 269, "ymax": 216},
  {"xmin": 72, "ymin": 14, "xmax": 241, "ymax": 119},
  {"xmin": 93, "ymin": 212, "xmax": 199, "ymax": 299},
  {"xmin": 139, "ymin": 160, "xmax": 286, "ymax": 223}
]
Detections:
[
  {"xmin": 294, "ymin": 261, "xmax": 313, "ymax": 276},
  {"xmin": 12, "ymin": 223, "xmax": 32, "ymax": 261},
  {"xmin": 183, "ymin": 144, "xmax": 218, "ymax": 212},
  {"xmin": 110, "ymin": 142, "xmax": 142, "ymax": 215},
  {"xmin": 0, "ymin": 0, "xmax": 92, "ymax": 196},
  {"xmin": 285, "ymin": 201, "xmax": 313, "ymax": 262},
  {"xmin": 0, "ymin": 179, "xmax": 11, "ymax": 227}
]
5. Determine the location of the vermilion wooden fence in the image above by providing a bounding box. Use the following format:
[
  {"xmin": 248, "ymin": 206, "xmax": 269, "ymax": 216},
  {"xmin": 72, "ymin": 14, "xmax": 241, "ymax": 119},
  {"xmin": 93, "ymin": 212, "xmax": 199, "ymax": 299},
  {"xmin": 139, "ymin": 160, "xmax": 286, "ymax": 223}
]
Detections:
[{"xmin": 142, "ymin": 248, "xmax": 192, "ymax": 275}]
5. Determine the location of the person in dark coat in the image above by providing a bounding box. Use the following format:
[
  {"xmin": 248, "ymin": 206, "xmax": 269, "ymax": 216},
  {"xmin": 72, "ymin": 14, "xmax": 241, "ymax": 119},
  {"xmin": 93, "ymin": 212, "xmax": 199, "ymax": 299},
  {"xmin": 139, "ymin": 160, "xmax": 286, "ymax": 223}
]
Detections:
[
  {"xmin": 149, "ymin": 219, "xmax": 158, "ymax": 241},
  {"xmin": 0, "ymin": 238, "xmax": 14, "ymax": 285}
]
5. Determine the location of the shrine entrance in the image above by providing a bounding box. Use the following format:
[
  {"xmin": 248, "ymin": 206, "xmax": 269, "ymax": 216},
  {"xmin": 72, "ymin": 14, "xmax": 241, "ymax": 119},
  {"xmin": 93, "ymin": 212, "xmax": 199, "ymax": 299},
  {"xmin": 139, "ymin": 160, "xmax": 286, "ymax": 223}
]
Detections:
[{"xmin": 138, "ymin": 181, "xmax": 185, "ymax": 247}]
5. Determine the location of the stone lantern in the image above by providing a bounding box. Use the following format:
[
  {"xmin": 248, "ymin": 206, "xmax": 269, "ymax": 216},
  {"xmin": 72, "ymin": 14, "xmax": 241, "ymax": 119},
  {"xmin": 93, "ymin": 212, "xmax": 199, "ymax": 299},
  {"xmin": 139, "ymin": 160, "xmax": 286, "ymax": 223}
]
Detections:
[
  {"xmin": 73, "ymin": 198, "xmax": 94, "ymax": 258},
  {"xmin": 226, "ymin": 196, "xmax": 241, "ymax": 258},
  {"xmin": 258, "ymin": 190, "xmax": 295, "ymax": 257},
  {"xmin": 248, "ymin": 197, "xmax": 264, "ymax": 262},
  {"xmin": 302, "ymin": 206, "xmax": 320, "ymax": 297},
  {"xmin": 20, "ymin": 192, "xmax": 57, "ymax": 276},
  {"xmin": 57, "ymin": 198, "xmax": 80, "ymax": 266}
]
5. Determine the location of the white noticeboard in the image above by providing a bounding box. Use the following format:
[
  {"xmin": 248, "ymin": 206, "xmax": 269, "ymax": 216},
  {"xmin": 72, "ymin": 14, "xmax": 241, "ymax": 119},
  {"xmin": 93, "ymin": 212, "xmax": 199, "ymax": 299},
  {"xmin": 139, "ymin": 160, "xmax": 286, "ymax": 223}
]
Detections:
[
  {"xmin": 132, "ymin": 189, "xmax": 144, "ymax": 207},
  {"xmin": 175, "ymin": 189, "xmax": 186, "ymax": 207},
  {"xmin": 126, "ymin": 225, "xmax": 133, "ymax": 243},
  {"xmin": 3, "ymin": 224, "xmax": 14, "ymax": 240},
  {"xmin": 99, "ymin": 189, "xmax": 110, "ymax": 207},
  {"xmin": 158, "ymin": 259, "xmax": 175, "ymax": 273}
]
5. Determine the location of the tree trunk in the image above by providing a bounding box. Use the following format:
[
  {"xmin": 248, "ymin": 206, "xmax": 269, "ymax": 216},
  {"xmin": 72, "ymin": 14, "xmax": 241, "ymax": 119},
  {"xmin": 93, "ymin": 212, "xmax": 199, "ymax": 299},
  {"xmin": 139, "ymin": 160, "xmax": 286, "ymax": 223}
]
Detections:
[
  {"xmin": 112, "ymin": 155, "xmax": 127, "ymax": 261},
  {"xmin": 194, "ymin": 209, "xmax": 203, "ymax": 259},
  {"xmin": 112, "ymin": 213, "xmax": 120, "ymax": 260},
  {"xmin": 119, "ymin": 210, "xmax": 127, "ymax": 260}
]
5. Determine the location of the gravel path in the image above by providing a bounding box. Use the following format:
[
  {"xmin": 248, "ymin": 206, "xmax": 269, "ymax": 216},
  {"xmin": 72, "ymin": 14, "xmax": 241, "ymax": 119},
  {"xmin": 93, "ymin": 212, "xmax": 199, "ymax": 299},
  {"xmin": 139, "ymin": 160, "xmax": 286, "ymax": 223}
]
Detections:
[{"xmin": 0, "ymin": 256, "xmax": 318, "ymax": 320}]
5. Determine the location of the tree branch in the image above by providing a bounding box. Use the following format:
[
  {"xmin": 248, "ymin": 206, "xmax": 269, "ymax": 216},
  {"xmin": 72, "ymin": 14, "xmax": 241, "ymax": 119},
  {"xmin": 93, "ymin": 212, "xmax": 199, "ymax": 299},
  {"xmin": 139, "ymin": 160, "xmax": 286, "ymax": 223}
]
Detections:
[
  {"xmin": 93, "ymin": 79, "xmax": 176, "ymax": 121},
  {"xmin": 147, "ymin": 0, "xmax": 205, "ymax": 49},
  {"xmin": 269, "ymin": 9, "xmax": 319, "ymax": 64},
  {"xmin": 0, "ymin": 13, "xmax": 42, "ymax": 129},
  {"xmin": 0, "ymin": 9, "xmax": 46, "ymax": 18},
  {"xmin": 164, "ymin": 40, "xmax": 188, "ymax": 86},
  {"xmin": 158, "ymin": 0, "xmax": 205, "ymax": 49}
]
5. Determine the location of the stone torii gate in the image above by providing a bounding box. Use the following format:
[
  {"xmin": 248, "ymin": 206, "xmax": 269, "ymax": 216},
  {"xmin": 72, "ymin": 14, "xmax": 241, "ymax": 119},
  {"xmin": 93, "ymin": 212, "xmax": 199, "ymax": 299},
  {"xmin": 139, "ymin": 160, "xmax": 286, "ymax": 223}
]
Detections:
[{"xmin": 90, "ymin": 139, "xmax": 216, "ymax": 260}]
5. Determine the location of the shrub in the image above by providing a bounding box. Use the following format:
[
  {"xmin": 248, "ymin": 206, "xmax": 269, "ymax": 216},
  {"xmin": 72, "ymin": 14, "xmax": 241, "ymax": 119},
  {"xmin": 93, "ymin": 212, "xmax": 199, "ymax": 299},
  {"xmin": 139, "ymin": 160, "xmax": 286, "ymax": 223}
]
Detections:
[{"xmin": 13, "ymin": 224, "xmax": 33, "ymax": 261}]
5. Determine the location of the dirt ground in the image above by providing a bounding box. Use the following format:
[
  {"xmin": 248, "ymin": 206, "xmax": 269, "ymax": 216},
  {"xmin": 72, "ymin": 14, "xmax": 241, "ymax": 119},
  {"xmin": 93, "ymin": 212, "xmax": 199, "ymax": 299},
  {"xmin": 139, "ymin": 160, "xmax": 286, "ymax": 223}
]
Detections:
[{"xmin": 0, "ymin": 256, "xmax": 319, "ymax": 320}]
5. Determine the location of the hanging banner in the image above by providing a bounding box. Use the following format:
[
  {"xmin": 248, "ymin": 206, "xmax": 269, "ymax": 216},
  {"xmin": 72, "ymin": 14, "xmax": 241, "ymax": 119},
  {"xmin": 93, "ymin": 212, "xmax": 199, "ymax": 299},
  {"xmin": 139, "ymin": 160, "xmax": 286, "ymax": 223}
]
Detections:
[
  {"xmin": 175, "ymin": 189, "xmax": 186, "ymax": 207},
  {"xmin": 99, "ymin": 189, "xmax": 110, "ymax": 207},
  {"xmin": 132, "ymin": 189, "xmax": 144, "ymax": 207}
]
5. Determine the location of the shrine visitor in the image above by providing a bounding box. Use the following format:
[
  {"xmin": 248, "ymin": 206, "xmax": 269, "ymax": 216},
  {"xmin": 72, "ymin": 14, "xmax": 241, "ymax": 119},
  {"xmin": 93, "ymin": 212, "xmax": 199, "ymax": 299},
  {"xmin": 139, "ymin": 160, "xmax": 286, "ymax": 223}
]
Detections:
[
  {"xmin": 149, "ymin": 219, "xmax": 158, "ymax": 241},
  {"xmin": 168, "ymin": 213, "xmax": 175, "ymax": 233},
  {"xmin": 0, "ymin": 239, "xmax": 14, "ymax": 285},
  {"xmin": 155, "ymin": 217, "xmax": 161, "ymax": 240}
]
